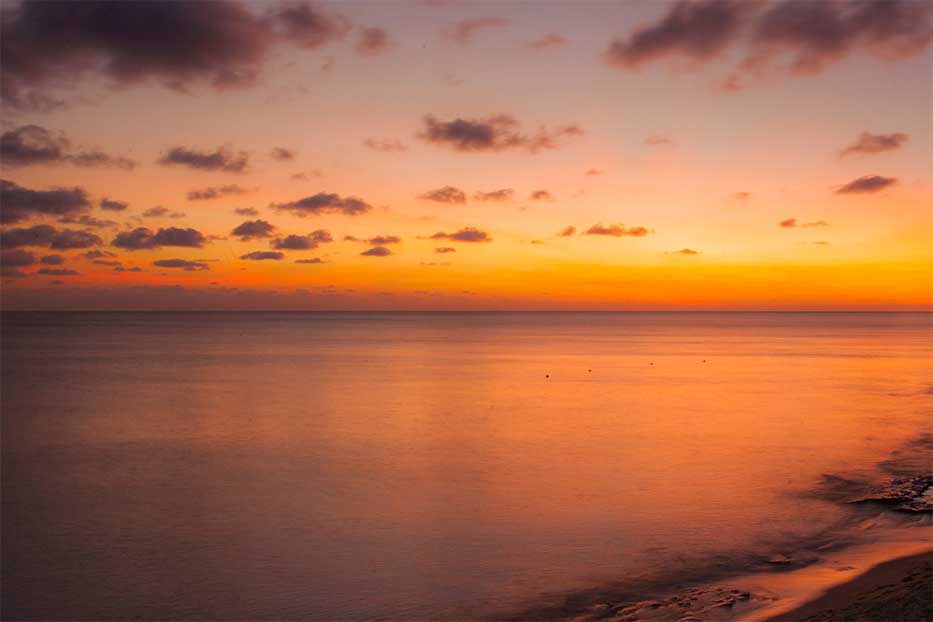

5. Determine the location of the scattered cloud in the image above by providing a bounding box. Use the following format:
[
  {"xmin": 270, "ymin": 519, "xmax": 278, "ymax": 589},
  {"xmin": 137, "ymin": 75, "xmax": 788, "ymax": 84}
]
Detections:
[
  {"xmin": 730, "ymin": 191, "xmax": 751, "ymax": 201},
  {"xmin": 1, "ymin": 0, "xmax": 350, "ymax": 110},
  {"xmin": 100, "ymin": 198, "xmax": 129, "ymax": 211},
  {"xmin": 234, "ymin": 207, "xmax": 260, "ymax": 216},
  {"xmin": 585, "ymin": 224, "xmax": 651, "ymax": 237},
  {"xmin": 1, "ymin": 179, "xmax": 91, "ymax": 224},
  {"xmin": 291, "ymin": 170, "xmax": 324, "ymax": 180},
  {"xmin": 448, "ymin": 17, "xmax": 510, "ymax": 45},
  {"xmin": 434, "ymin": 246, "xmax": 456, "ymax": 254},
  {"xmin": 584, "ymin": 168, "xmax": 602, "ymax": 176},
  {"xmin": 558, "ymin": 225, "xmax": 576, "ymax": 237},
  {"xmin": 142, "ymin": 206, "xmax": 185, "ymax": 218},
  {"xmin": 428, "ymin": 227, "xmax": 492, "ymax": 242},
  {"xmin": 295, "ymin": 257, "xmax": 325, "ymax": 264},
  {"xmin": 187, "ymin": 184, "xmax": 254, "ymax": 201},
  {"xmin": 605, "ymin": 1, "xmax": 749, "ymax": 69},
  {"xmin": 363, "ymin": 138, "xmax": 408, "ymax": 153},
  {"xmin": 361, "ymin": 246, "xmax": 392, "ymax": 256},
  {"xmin": 418, "ymin": 115, "xmax": 582, "ymax": 153},
  {"xmin": 240, "ymin": 251, "xmax": 285, "ymax": 260},
  {"xmin": 530, "ymin": 189, "xmax": 554, "ymax": 201},
  {"xmin": 232, "ymin": 219, "xmax": 277, "ymax": 240},
  {"xmin": 113, "ymin": 227, "xmax": 207, "ymax": 250},
  {"xmin": 419, "ymin": 186, "xmax": 467, "ymax": 204},
  {"xmin": 38, "ymin": 268, "xmax": 79, "ymax": 276},
  {"xmin": 0, "ymin": 125, "xmax": 136, "ymax": 169},
  {"xmin": 473, "ymin": 188, "xmax": 513, "ymax": 202},
  {"xmin": 271, "ymin": 192, "xmax": 374, "ymax": 216},
  {"xmin": 671, "ymin": 248, "xmax": 700, "ymax": 255},
  {"xmin": 527, "ymin": 33, "xmax": 566, "ymax": 49},
  {"xmin": 780, "ymin": 218, "xmax": 829, "ymax": 228},
  {"xmin": 835, "ymin": 175, "xmax": 897, "ymax": 194},
  {"xmin": 270, "ymin": 147, "xmax": 296, "ymax": 161},
  {"xmin": 153, "ymin": 259, "xmax": 210, "ymax": 271},
  {"xmin": 1, "ymin": 249, "xmax": 37, "ymax": 267},
  {"xmin": 839, "ymin": 132, "xmax": 909, "ymax": 157},
  {"xmin": 271, "ymin": 230, "xmax": 332, "ymax": 249},
  {"xmin": 1, "ymin": 224, "xmax": 102, "ymax": 249},
  {"xmin": 40, "ymin": 254, "xmax": 64, "ymax": 265},
  {"xmin": 356, "ymin": 27, "xmax": 393, "ymax": 55},
  {"xmin": 157, "ymin": 145, "xmax": 249, "ymax": 173}
]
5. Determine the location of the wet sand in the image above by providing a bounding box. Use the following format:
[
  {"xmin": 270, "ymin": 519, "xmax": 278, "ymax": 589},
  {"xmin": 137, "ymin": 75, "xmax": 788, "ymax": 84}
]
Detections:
[{"xmin": 764, "ymin": 550, "xmax": 932, "ymax": 622}]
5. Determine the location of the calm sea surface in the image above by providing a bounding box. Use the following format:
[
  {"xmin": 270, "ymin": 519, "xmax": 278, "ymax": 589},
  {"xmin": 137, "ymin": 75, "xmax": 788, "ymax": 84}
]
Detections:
[{"xmin": 2, "ymin": 312, "xmax": 931, "ymax": 620}]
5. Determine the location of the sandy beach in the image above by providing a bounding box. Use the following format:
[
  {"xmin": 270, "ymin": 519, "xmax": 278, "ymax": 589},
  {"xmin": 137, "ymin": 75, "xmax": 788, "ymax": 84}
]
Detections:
[{"xmin": 764, "ymin": 550, "xmax": 931, "ymax": 622}]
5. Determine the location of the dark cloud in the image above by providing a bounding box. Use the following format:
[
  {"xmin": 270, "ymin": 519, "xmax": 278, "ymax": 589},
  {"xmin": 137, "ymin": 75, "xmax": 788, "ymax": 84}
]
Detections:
[
  {"xmin": 835, "ymin": 175, "xmax": 898, "ymax": 194},
  {"xmin": 558, "ymin": 225, "xmax": 576, "ymax": 237},
  {"xmin": 585, "ymin": 224, "xmax": 651, "ymax": 237},
  {"xmin": 271, "ymin": 192, "xmax": 374, "ymax": 216},
  {"xmin": 231, "ymin": 219, "xmax": 277, "ymax": 240},
  {"xmin": 93, "ymin": 259, "xmax": 122, "ymax": 267},
  {"xmin": 270, "ymin": 147, "xmax": 296, "ymax": 161},
  {"xmin": 448, "ymin": 17, "xmax": 509, "ymax": 45},
  {"xmin": 100, "ymin": 198, "xmax": 129, "ymax": 211},
  {"xmin": 606, "ymin": 1, "xmax": 933, "ymax": 89},
  {"xmin": 428, "ymin": 227, "xmax": 492, "ymax": 242},
  {"xmin": 0, "ymin": 179, "xmax": 91, "ymax": 224},
  {"xmin": 157, "ymin": 146, "xmax": 249, "ymax": 173},
  {"xmin": 419, "ymin": 186, "xmax": 467, "ymax": 204},
  {"xmin": 1, "ymin": 1, "xmax": 350, "ymax": 110},
  {"xmin": 361, "ymin": 246, "xmax": 392, "ymax": 256},
  {"xmin": 271, "ymin": 230, "xmax": 332, "ymax": 249},
  {"xmin": 780, "ymin": 218, "xmax": 829, "ymax": 228},
  {"xmin": 1, "ymin": 224, "xmax": 55, "ymax": 248},
  {"xmin": 153, "ymin": 259, "xmax": 210, "ymax": 271},
  {"xmin": 1, "ymin": 249, "xmax": 37, "ymax": 267},
  {"xmin": 38, "ymin": 267, "xmax": 79, "ymax": 276},
  {"xmin": 1, "ymin": 224, "xmax": 103, "ymax": 249},
  {"xmin": 473, "ymin": 188, "xmax": 513, "ymax": 202},
  {"xmin": 142, "ymin": 206, "xmax": 185, "ymax": 218},
  {"xmin": 530, "ymin": 189, "xmax": 554, "ymax": 201},
  {"xmin": 240, "ymin": 251, "xmax": 285, "ymax": 260},
  {"xmin": 83, "ymin": 249, "xmax": 117, "ymax": 259},
  {"xmin": 112, "ymin": 226, "xmax": 207, "ymax": 250},
  {"xmin": 528, "ymin": 33, "xmax": 566, "ymax": 49},
  {"xmin": 234, "ymin": 207, "xmax": 260, "ymax": 216},
  {"xmin": 0, "ymin": 125, "xmax": 136, "ymax": 169},
  {"xmin": 434, "ymin": 246, "xmax": 456, "ymax": 253},
  {"xmin": 363, "ymin": 138, "xmax": 408, "ymax": 153},
  {"xmin": 368, "ymin": 235, "xmax": 401, "ymax": 245},
  {"xmin": 839, "ymin": 132, "xmax": 909, "ymax": 157},
  {"xmin": 295, "ymin": 257, "xmax": 324, "ymax": 264},
  {"xmin": 606, "ymin": 0, "xmax": 747, "ymax": 68},
  {"xmin": 187, "ymin": 184, "xmax": 254, "ymax": 201},
  {"xmin": 418, "ymin": 115, "xmax": 582, "ymax": 153},
  {"xmin": 40, "ymin": 254, "xmax": 64, "ymax": 265},
  {"xmin": 356, "ymin": 27, "xmax": 393, "ymax": 55}
]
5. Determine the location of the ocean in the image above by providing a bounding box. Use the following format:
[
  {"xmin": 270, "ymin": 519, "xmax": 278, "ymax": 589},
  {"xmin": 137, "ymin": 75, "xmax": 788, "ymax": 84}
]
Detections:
[{"xmin": 2, "ymin": 312, "xmax": 931, "ymax": 620}]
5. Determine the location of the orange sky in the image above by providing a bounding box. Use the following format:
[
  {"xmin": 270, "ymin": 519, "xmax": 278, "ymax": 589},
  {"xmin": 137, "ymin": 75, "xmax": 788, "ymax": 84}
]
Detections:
[{"xmin": 1, "ymin": 0, "xmax": 931, "ymax": 310}]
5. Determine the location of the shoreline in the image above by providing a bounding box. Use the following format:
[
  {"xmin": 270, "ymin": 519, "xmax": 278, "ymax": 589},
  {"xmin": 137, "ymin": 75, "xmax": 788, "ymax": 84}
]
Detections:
[{"xmin": 761, "ymin": 549, "xmax": 932, "ymax": 622}]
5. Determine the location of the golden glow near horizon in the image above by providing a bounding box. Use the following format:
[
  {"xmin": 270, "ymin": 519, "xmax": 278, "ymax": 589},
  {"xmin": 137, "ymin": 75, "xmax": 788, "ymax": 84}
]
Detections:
[{"xmin": 1, "ymin": 0, "xmax": 931, "ymax": 310}]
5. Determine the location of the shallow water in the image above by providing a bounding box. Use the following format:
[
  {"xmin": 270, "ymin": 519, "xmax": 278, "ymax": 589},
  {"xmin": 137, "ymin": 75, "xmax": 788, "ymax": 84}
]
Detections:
[{"xmin": 2, "ymin": 312, "xmax": 931, "ymax": 620}]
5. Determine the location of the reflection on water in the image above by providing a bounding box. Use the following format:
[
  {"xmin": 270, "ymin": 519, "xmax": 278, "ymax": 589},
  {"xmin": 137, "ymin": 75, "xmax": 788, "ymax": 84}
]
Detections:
[{"xmin": 2, "ymin": 312, "xmax": 931, "ymax": 620}]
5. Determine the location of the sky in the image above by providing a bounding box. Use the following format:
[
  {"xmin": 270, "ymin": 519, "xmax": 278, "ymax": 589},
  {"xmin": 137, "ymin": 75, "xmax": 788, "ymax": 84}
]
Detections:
[{"xmin": 1, "ymin": 0, "xmax": 931, "ymax": 310}]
